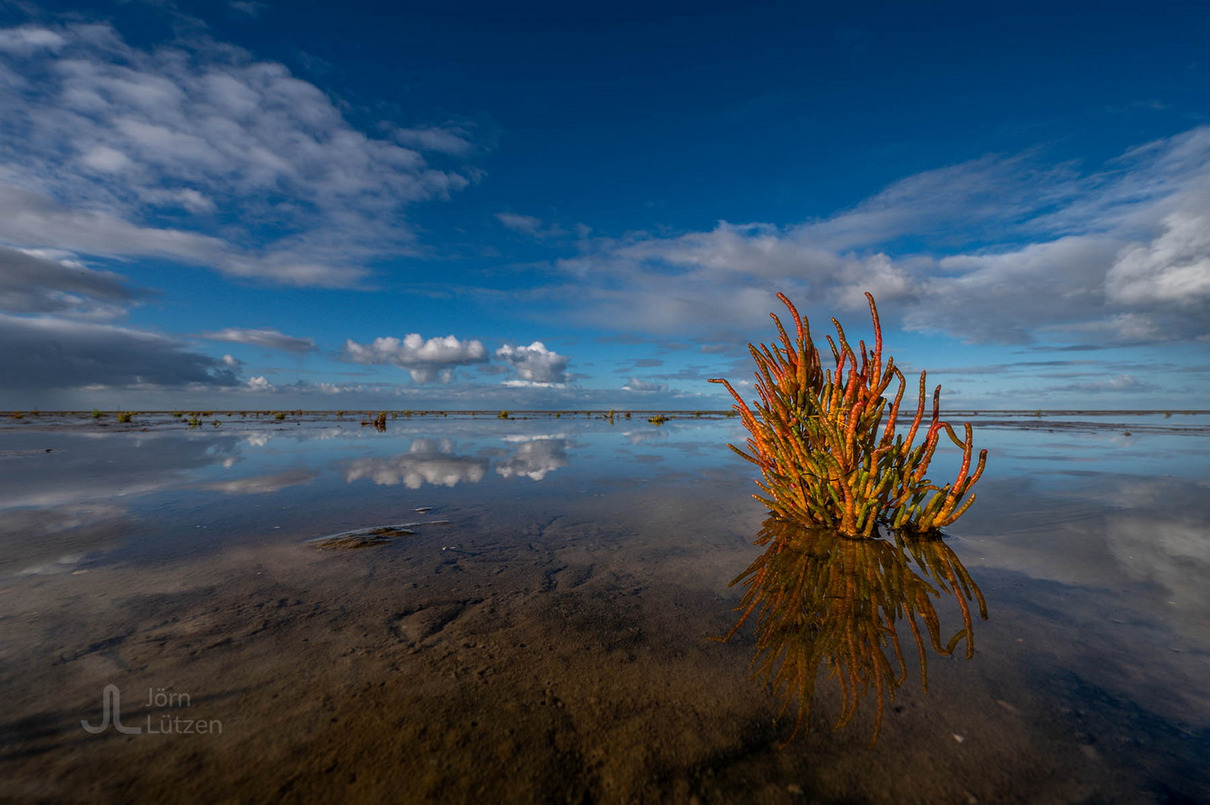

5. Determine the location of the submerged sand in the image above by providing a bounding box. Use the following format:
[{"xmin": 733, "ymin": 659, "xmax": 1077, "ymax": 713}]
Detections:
[
  {"xmin": 2, "ymin": 504, "xmax": 1204, "ymax": 802},
  {"xmin": 1, "ymin": 415, "xmax": 1208, "ymax": 802}
]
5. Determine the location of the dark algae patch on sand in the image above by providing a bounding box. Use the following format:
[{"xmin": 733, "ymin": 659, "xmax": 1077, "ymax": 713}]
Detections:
[{"xmin": 305, "ymin": 522, "xmax": 449, "ymax": 550}]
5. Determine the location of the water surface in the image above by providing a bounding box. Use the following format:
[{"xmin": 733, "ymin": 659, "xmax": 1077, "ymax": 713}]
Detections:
[{"xmin": 1, "ymin": 411, "xmax": 1207, "ymax": 802}]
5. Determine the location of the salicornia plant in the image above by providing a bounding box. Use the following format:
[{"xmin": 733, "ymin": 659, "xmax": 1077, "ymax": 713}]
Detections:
[{"xmin": 710, "ymin": 293, "xmax": 986, "ymax": 537}]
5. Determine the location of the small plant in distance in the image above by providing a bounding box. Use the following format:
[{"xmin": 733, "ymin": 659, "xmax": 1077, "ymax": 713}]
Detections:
[
  {"xmin": 710, "ymin": 293, "xmax": 986, "ymax": 538},
  {"xmin": 116, "ymin": 411, "xmax": 133, "ymax": 423}
]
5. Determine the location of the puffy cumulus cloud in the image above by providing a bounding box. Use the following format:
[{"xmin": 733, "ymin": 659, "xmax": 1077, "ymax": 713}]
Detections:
[
  {"xmin": 0, "ymin": 20, "xmax": 477, "ymax": 287},
  {"xmin": 0, "ymin": 244, "xmax": 146, "ymax": 317},
  {"xmin": 200, "ymin": 327, "xmax": 317, "ymax": 353},
  {"xmin": 0, "ymin": 313, "xmax": 239, "ymax": 389},
  {"xmin": 623, "ymin": 377, "xmax": 669, "ymax": 393},
  {"xmin": 343, "ymin": 440, "xmax": 487, "ymax": 488},
  {"xmin": 246, "ymin": 375, "xmax": 274, "ymax": 391},
  {"xmin": 495, "ymin": 341, "xmax": 569, "ymax": 385},
  {"xmin": 344, "ymin": 333, "xmax": 489, "ymax": 383}
]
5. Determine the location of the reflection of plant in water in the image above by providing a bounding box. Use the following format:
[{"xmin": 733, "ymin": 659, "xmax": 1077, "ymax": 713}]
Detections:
[
  {"xmin": 725, "ymin": 518, "xmax": 986, "ymax": 746},
  {"xmin": 360, "ymin": 411, "xmax": 388, "ymax": 431},
  {"xmin": 710, "ymin": 293, "xmax": 986, "ymax": 537}
]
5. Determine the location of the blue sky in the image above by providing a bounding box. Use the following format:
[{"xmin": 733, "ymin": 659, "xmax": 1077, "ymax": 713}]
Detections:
[{"xmin": 1, "ymin": 0, "xmax": 1208, "ymax": 411}]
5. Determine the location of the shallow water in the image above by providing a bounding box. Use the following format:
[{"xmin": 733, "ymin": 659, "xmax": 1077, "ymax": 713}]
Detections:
[{"xmin": 1, "ymin": 411, "xmax": 1207, "ymax": 802}]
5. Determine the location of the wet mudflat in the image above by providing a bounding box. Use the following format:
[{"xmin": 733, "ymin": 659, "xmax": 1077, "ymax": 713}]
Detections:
[{"xmin": 0, "ymin": 411, "xmax": 1207, "ymax": 803}]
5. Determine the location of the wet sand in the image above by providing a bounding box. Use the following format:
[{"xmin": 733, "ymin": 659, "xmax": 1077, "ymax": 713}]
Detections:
[{"xmin": 1, "ymin": 414, "xmax": 1208, "ymax": 802}]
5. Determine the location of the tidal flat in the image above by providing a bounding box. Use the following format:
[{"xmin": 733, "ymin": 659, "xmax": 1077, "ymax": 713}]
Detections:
[{"xmin": 1, "ymin": 411, "xmax": 1208, "ymax": 802}]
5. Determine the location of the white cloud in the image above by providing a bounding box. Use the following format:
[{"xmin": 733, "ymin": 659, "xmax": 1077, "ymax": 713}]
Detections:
[
  {"xmin": 496, "ymin": 212, "xmax": 564, "ymax": 239},
  {"xmin": 0, "ymin": 21, "xmax": 477, "ymax": 287},
  {"xmin": 542, "ymin": 126, "xmax": 1210, "ymax": 347},
  {"xmin": 1047, "ymin": 373, "xmax": 1155, "ymax": 394},
  {"xmin": 495, "ymin": 341, "xmax": 569, "ymax": 384},
  {"xmin": 201, "ymin": 327, "xmax": 317, "ymax": 353},
  {"xmin": 550, "ymin": 222, "xmax": 913, "ymax": 333},
  {"xmin": 623, "ymin": 377, "xmax": 669, "ymax": 393},
  {"xmin": 790, "ymin": 153, "xmax": 1078, "ymax": 252},
  {"xmin": 907, "ymin": 236, "xmax": 1121, "ymax": 343},
  {"xmin": 620, "ymin": 221, "xmax": 846, "ymax": 278},
  {"xmin": 227, "ymin": 1, "xmax": 268, "ymax": 18},
  {"xmin": 1062, "ymin": 313, "xmax": 1166, "ymax": 343},
  {"xmin": 79, "ymin": 144, "xmax": 133, "ymax": 173},
  {"xmin": 0, "ymin": 26, "xmax": 66, "ymax": 55},
  {"xmin": 391, "ymin": 124, "xmax": 476, "ymax": 156},
  {"xmin": 496, "ymin": 212, "xmax": 542, "ymax": 235},
  {"xmin": 344, "ymin": 333, "xmax": 489, "ymax": 383},
  {"xmin": 1106, "ymin": 211, "xmax": 1210, "ymax": 305},
  {"xmin": 246, "ymin": 375, "xmax": 273, "ymax": 391}
]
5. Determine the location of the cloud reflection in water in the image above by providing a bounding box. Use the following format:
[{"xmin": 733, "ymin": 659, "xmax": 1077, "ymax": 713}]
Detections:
[
  {"xmin": 343, "ymin": 439, "xmax": 489, "ymax": 489},
  {"xmin": 496, "ymin": 436, "xmax": 570, "ymax": 481}
]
